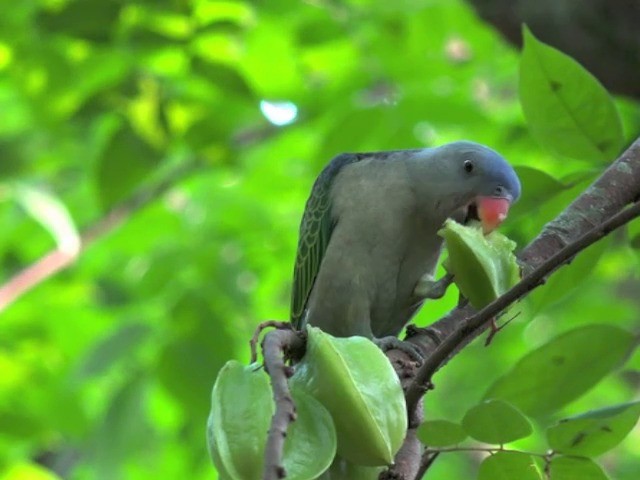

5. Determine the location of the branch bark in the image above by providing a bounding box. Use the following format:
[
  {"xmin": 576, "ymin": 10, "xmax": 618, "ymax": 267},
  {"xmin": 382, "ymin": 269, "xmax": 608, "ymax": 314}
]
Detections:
[
  {"xmin": 262, "ymin": 329, "xmax": 305, "ymax": 480},
  {"xmin": 0, "ymin": 158, "xmax": 204, "ymax": 312}
]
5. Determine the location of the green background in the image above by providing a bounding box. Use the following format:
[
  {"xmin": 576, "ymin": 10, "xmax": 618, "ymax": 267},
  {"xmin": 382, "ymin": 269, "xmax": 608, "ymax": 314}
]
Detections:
[{"xmin": 0, "ymin": 0, "xmax": 639, "ymax": 479}]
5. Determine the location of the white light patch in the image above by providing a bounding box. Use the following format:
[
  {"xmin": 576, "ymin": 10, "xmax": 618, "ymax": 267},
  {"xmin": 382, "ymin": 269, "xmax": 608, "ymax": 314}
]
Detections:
[{"xmin": 259, "ymin": 100, "xmax": 298, "ymax": 126}]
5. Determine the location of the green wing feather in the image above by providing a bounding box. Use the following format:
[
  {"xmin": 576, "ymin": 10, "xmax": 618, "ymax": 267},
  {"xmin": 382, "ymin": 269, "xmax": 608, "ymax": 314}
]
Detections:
[{"xmin": 291, "ymin": 154, "xmax": 359, "ymax": 328}]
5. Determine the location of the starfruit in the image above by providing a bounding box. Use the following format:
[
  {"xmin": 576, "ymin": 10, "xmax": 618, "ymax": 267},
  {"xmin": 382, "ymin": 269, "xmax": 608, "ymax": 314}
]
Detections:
[
  {"xmin": 291, "ymin": 327, "xmax": 407, "ymax": 466},
  {"xmin": 438, "ymin": 219, "xmax": 520, "ymax": 309},
  {"xmin": 207, "ymin": 360, "xmax": 336, "ymax": 480},
  {"xmin": 317, "ymin": 456, "xmax": 384, "ymax": 480}
]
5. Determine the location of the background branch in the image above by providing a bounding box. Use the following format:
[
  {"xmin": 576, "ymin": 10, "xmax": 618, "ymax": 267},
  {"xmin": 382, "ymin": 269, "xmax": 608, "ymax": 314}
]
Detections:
[{"xmin": 0, "ymin": 158, "xmax": 204, "ymax": 312}]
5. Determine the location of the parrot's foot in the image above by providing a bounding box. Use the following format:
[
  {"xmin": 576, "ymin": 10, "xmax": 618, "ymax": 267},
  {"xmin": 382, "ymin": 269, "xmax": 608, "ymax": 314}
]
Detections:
[
  {"xmin": 413, "ymin": 273, "xmax": 455, "ymax": 300},
  {"xmin": 374, "ymin": 336, "xmax": 424, "ymax": 363}
]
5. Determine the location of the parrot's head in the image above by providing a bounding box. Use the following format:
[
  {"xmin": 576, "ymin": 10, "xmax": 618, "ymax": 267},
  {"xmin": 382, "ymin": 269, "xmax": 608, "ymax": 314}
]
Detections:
[{"xmin": 410, "ymin": 141, "xmax": 521, "ymax": 233}]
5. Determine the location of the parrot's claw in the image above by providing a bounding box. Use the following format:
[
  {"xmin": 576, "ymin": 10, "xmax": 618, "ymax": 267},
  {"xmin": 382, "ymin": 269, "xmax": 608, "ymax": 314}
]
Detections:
[
  {"xmin": 413, "ymin": 273, "xmax": 455, "ymax": 300},
  {"xmin": 374, "ymin": 336, "xmax": 425, "ymax": 363}
]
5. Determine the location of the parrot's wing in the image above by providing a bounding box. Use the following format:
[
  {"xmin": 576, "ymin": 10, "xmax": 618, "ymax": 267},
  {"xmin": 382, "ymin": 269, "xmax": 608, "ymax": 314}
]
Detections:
[{"xmin": 291, "ymin": 153, "xmax": 360, "ymax": 328}]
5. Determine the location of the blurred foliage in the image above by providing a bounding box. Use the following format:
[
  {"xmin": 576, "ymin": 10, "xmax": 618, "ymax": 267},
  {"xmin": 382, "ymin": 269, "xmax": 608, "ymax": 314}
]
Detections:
[{"xmin": 0, "ymin": 0, "xmax": 639, "ymax": 479}]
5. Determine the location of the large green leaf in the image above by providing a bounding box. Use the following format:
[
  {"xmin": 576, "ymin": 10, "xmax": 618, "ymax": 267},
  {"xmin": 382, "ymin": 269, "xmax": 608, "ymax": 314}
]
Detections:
[
  {"xmin": 628, "ymin": 218, "xmax": 640, "ymax": 249},
  {"xmin": 484, "ymin": 325, "xmax": 634, "ymax": 417},
  {"xmin": 548, "ymin": 457, "xmax": 609, "ymax": 480},
  {"xmin": 89, "ymin": 377, "xmax": 153, "ymax": 478},
  {"xmin": 95, "ymin": 124, "xmax": 162, "ymax": 211},
  {"xmin": 74, "ymin": 323, "xmax": 152, "ymax": 380},
  {"xmin": 37, "ymin": 1, "xmax": 122, "ymax": 41},
  {"xmin": 508, "ymin": 166, "xmax": 571, "ymax": 219},
  {"xmin": 239, "ymin": 21, "xmax": 303, "ymax": 98},
  {"xmin": 519, "ymin": 26, "xmax": 624, "ymax": 162},
  {"xmin": 461, "ymin": 400, "xmax": 532, "ymax": 444},
  {"xmin": 478, "ymin": 451, "xmax": 542, "ymax": 480},
  {"xmin": 526, "ymin": 237, "xmax": 610, "ymax": 314},
  {"xmin": 417, "ymin": 420, "xmax": 467, "ymax": 447},
  {"xmin": 547, "ymin": 401, "xmax": 640, "ymax": 457},
  {"xmin": 157, "ymin": 292, "xmax": 237, "ymax": 422}
]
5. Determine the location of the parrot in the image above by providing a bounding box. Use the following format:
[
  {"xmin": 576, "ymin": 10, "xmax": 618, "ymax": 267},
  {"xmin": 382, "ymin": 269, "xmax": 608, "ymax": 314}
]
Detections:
[{"xmin": 290, "ymin": 141, "xmax": 521, "ymax": 353}]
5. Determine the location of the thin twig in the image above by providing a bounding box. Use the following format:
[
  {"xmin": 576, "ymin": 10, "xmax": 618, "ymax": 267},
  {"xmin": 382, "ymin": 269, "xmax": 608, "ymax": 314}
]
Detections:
[
  {"xmin": 415, "ymin": 451, "xmax": 440, "ymax": 480},
  {"xmin": 250, "ymin": 321, "xmax": 293, "ymax": 363},
  {"xmin": 424, "ymin": 446, "xmax": 547, "ymax": 457},
  {"xmin": 0, "ymin": 158, "xmax": 204, "ymax": 312},
  {"xmin": 262, "ymin": 329, "xmax": 305, "ymax": 480},
  {"xmin": 406, "ymin": 200, "xmax": 640, "ymax": 414}
]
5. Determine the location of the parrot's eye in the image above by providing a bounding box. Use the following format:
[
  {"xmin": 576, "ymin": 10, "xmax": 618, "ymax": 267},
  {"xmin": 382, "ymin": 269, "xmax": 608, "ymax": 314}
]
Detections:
[{"xmin": 463, "ymin": 160, "xmax": 474, "ymax": 173}]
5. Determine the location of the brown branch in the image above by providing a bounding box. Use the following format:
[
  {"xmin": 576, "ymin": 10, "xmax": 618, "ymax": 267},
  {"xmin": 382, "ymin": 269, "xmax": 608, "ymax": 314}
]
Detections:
[
  {"xmin": 250, "ymin": 321, "xmax": 293, "ymax": 363},
  {"xmin": 380, "ymin": 401, "xmax": 424, "ymax": 480},
  {"xmin": 0, "ymin": 158, "xmax": 204, "ymax": 312},
  {"xmin": 416, "ymin": 451, "xmax": 440, "ymax": 479},
  {"xmin": 261, "ymin": 329, "xmax": 305, "ymax": 480}
]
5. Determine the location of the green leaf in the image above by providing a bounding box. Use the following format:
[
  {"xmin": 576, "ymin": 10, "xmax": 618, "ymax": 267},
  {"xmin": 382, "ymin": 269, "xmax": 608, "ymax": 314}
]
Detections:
[
  {"xmin": 478, "ymin": 451, "xmax": 543, "ymax": 480},
  {"xmin": 509, "ymin": 166, "xmax": 571, "ymax": 219},
  {"xmin": 519, "ymin": 26, "xmax": 624, "ymax": 162},
  {"xmin": 95, "ymin": 124, "xmax": 162, "ymax": 211},
  {"xmin": 90, "ymin": 377, "xmax": 153, "ymax": 476},
  {"xmin": 547, "ymin": 401, "xmax": 640, "ymax": 457},
  {"xmin": 74, "ymin": 323, "xmax": 152, "ymax": 380},
  {"xmin": 484, "ymin": 325, "xmax": 634, "ymax": 417},
  {"xmin": 12, "ymin": 183, "xmax": 80, "ymax": 255},
  {"xmin": 239, "ymin": 21, "xmax": 303, "ymax": 97},
  {"xmin": 462, "ymin": 399, "xmax": 532, "ymax": 444},
  {"xmin": 548, "ymin": 456, "xmax": 609, "ymax": 480},
  {"xmin": 37, "ymin": 1, "xmax": 121, "ymax": 41},
  {"xmin": 628, "ymin": 218, "xmax": 640, "ymax": 249},
  {"xmin": 157, "ymin": 291, "xmax": 237, "ymax": 420},
  {"xmin": 527, "ymin": 237, "xmax": 610, "ymax": 314},
  {"xmin": 0, "ymin": 462, "xmax": 64, "ymax": 480},
  {"xmin": 0, "ymin": 411, "xmax": 44, "ymax": 439},
  {"xmin": 417, "ymin": 420, "xmax": 467, "ymax": 447}
]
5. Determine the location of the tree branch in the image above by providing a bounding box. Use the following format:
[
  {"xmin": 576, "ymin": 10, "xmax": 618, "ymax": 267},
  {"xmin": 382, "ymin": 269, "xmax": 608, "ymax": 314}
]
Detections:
[
  {"xmin": 0, "ymin": 158, "xmax": 204, "ymax": 312},
  {"xmin": 261, "ymin": 329, "xmax": 305, "ymax": 480}
]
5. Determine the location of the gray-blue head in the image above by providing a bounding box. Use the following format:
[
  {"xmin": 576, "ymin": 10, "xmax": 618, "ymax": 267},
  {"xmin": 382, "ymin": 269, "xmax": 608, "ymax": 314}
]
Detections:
[{"xmin": 408, "ymin": 140, "xmax": 521, "ymax": 231}]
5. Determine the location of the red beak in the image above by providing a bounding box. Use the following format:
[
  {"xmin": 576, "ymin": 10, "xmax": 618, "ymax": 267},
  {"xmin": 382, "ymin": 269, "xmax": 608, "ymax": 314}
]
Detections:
[{"xmin": 477, "ymin": 196, "xmax": 511, "ymax": 233}]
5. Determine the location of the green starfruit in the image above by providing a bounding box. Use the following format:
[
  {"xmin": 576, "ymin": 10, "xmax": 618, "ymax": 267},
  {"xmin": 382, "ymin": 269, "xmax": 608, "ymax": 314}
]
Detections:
[
  {"xmin": 439, "ymin": 219, "xmax": 520, "ymax": 309},
  {"xmin": 207, "ymin": 360, "xmax": 336, "ymax": 480},
  {"xmin": 292, "ymin": 327, "xmax": 407, "ymax": 466}
]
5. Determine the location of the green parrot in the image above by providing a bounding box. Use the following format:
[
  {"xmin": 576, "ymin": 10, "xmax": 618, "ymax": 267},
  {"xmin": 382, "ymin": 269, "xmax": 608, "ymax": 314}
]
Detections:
[{"xmin": 290, "ymin": 141, "xmax": 521, "ymax": 350}]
